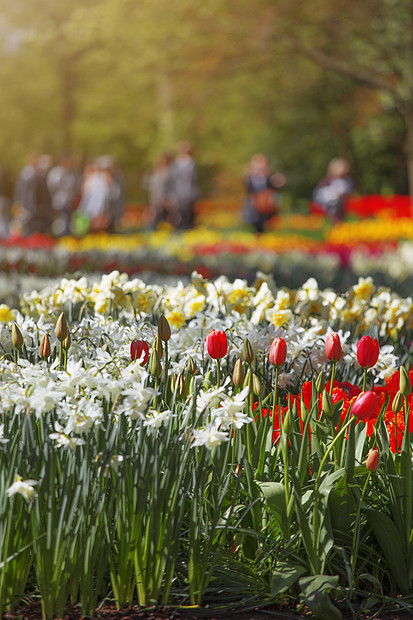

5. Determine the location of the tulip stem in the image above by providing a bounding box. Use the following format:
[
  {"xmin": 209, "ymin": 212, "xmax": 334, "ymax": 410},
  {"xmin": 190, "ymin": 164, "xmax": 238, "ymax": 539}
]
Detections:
[
  {"xmin": 59, "ymin": 342, "xmax": 64, "ymax": 371},
  {"xmin": 283, "ymin": 441, "xmax": 291, "ymax": 539},
  {"xmin": 216, "ymin": 359, "xmax": 221, "ymax": 388},
  {"xmin": 362, "ymin": 368, "xmax": 368, "ymax": 392},
  {"xmin": 329, "ymin": 361, "xmax": 336, "ymax": 396},
  {"xmin": 164, "ymin": 341, "xmax": 169, "ymax": 399},
  {"xmin": 350, "ymin": 471, "xmax": 371, "ymax": 580},
  {"xmin": 272, "ymin": 366, "xmax": 280, "ymax": 420}
]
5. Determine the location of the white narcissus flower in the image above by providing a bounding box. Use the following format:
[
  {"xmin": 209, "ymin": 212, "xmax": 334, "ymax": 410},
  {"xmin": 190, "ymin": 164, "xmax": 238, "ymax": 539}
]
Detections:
[
  {"xmin": 6, "ymin": 475, "xmax": 38, "ymax": 502},
  {"xmin": 192, "ymin": 424, "xmax": 229, "ymax": 450},
  {"xmin": 196, "ymin": 378, "xmax": 231, "ymax": 413},
  {"xmin": 212, "ymin": 386, "xmax": 252, "ymax": 430},
  {"xmin": 118, "ymin": 386, "xmax": 157, "ymax": 420},
  {"xmin": 50, "ymin": 422, "xmax": 86, "ymax": 450},
  {"xmin": 143, "ymin": 409, "xmax": 171, "ymax": 429}
]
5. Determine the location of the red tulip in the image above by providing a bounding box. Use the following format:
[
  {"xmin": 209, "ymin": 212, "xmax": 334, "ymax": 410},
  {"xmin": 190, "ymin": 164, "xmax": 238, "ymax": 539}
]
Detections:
[
  {"xmin": 269, "ymin": 337, "xmax": 287, "ymax": 367},
  {"xmin": 351, "ymin": 390, "xmax": 380, "ymax": 421},
  {"xmin": 365, "ymin": 448, "xmax": 379, "ymax": 471},
  {"xmin": 357, "ymin": 335, "xmax": 380, "ymax": 368},
  {"xmin": 131, "ymin": 340, "xmax": 149, "ymax": 365},
  {"xmin": 325, "ymin": 332, "xmax": 342, "ymax": 362},
  {"xmin": 205, "ymin": 330, "xmax": 228, "ymax": 359}
]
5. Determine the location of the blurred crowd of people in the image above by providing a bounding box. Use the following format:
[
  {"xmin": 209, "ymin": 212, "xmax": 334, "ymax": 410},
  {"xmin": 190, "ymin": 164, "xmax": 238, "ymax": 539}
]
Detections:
[
  {"xmin": 0, "ymin": 153, "xmax": 125, "ymax": 238},
  {"xmin": 0, "ymin": 144, "xmax": 353, "ymax": 238},
  {"xmin": 242, "ymin": 154, "xmax": 353, "ymax": 233},
  {"xmin": 143, "ymin": 140, "xmax": 201, "ymax": 231}
]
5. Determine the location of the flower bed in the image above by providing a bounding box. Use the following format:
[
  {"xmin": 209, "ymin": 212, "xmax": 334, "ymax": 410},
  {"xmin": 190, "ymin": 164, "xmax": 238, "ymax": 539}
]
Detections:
[
  {"xmin": 2, "ymin": 218, "xmax": 413, "ymax": 296},
  {"xmin": 1, "ymin": 270, "xmax": 413, "ymax": 619}
]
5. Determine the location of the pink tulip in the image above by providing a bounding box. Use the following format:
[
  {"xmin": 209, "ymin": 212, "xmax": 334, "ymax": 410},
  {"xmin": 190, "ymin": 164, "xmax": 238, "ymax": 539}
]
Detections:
[
  {"xmin": 352, "ymin": 390, "xmax": 380, "ymax": 421},
  {"xmin": 357, "ymin": 335, "xmax": 380, "ymax": 368},
  {"xmin": 365, "ymin": 449, "xmax": 379, "ymax": 471},
  {"xmin": 269, "ymin": 337, "xmax": 287, "ymax": 367},
  {"xmin": 325, "ymin": 332, "xmax": 342, "ymax": 362}
]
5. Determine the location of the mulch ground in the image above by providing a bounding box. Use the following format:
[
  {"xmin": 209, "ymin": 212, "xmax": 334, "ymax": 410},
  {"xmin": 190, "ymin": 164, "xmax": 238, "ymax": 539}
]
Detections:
[{"xmin": 3, "ymin": 601, "xmax": 413, "ymax": 620}]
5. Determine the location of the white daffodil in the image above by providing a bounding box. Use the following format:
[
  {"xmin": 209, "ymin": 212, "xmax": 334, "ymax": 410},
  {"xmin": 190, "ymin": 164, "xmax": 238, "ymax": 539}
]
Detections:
[
  {"xmin": 6, "ymin": 475, "xmax": 38, "ymax": 502},
  {"xmin": 192, "ymin": 423, "xmax": 229, "ymax": 449},
  {"xmin": 211, "ymin": 386, "xmax": 251, "ymax": 430},
  {"xmin": 50, "ymin": 422, "xmax": 86, "ymax": 449},
  {"xmin": 143, "ymin": 409, "xmax": 172, "ymax": 429},
  {"xmin": 118, "ymin": 386, "xmax": 157, "ymax": 420},
  {"xmin": 196, "ymin": 378, "xmax": 231, "ymax": 412}
]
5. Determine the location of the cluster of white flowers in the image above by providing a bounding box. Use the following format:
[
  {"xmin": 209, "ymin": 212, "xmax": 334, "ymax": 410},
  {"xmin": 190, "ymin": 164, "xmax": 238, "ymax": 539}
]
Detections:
[
  {"xmin": 14, "ymin": 271, "xmax": 413, "ymax": 347},
  {"xmin": 0, "ymin": 270, "xmax": 405, "ymax": 460},
  {"xmin": 191, "ymin": 379, "xmax": 252, "ymax": 450}
]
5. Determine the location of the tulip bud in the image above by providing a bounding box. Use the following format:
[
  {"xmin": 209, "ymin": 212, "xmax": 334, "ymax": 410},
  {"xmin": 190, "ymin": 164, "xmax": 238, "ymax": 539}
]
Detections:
[
  {"xmin": 399, "ymin": 366, "xmax": 412, "ymax": 398},
  {"xmin": 252, "ymin": 373, "xmax": 261, "ymax": 397},
  {"xmin": 203, "ymin": 369, "xmax": 214, "ymax": 389},
  {"xmin": 315, "ymin": 370, "xmax": 326, "ymax": 395},
  {"xmin": 232, "ymin": 358, "xmax": 245, "ymax": 387},
  {"xmin": 325, "ymin": 332, "xmax": 342, "ymax": 362},
  {"xmin": 39, "ymin": 333, "xmax": 51, "ymax": 359},
  {"xmin": 175, "ymin": 372, "xmax": 186, "ymax": 398},
  {"xmin": 131, "ymin": 339, "xmax": 149, "ymax": 365},
  {"xmin": 55, "ymin": 312, "xmax": 69, "ymax": 342},
  {"xmin": 242, "ymin": 338, "xmax": 254, "ymax": 364},
  {"xmin": 356, "ymin": 335, "xmax": 380, "ymax": 369},
  {"xmin": 62, "ymin": 331, "xmax": 71, "ymax": 351},
  {"xmin": 152, "ymin": 335, "xmax": 164, "ymax": 359},
  {"xmin": 12, "ymin": 322, "xmax": 24, "ymax": 350},
  {"xmin": 243, "ymin": 368, "xmax": 253, "ymax": 390},
  {"xmin": 283, "ymin": 408, "xmax": 294, "ymax": 435},
  {"xmin": 365, "ymin": 449, "xmax": 379, "ymax": 472},
  {"xmin": 158, "ymin": 314, "xmax": 171, "ymax": 342},
  {"xmin": 149, "ymin": 348, "xmax": 162, "ymax": 377},
  {"xmin": 269, "ymin": 337, "xmax": 287, "ymax": 367},
  {"xmin": 205, "ymin": 329, "xmax": 228, "ymax": 359},
  {"xmin": 187, "ymin": 356, "xmax": 197, "ymax": 376},
  {"xmin": 322, "ymin": 390, "xmax": 333, "ymax": 418},
  {"xmin": 392, "ymin": 390, "xmax": 404, "ymax": 414},
  {"xmin": 351, "ymin": 390, "xmax": 380, "ymax": 422}
]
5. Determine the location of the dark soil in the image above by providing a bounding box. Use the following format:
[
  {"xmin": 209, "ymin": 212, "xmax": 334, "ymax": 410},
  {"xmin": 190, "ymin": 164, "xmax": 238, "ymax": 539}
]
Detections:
[
  {"xmin": 3, "ymin": 601, "xmax": 413, "ymax": 620},
  {"xmin": 2, "ymin": 601, "xmax": 301, "ymax": 619}
]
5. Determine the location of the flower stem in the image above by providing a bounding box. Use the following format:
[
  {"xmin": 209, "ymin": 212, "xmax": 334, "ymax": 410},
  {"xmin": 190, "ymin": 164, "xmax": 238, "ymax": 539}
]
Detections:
[
  {"xmin": 216, "ymin": 358, "xmax": 221, "ymax": 388},
  {"xmin": 272, "ymin": 366, "xmax": 280, "ymax": 419},
  {"xmin": 329, "ymin": 361, "xmax": 336, "ymax": 396},
  {"xmin": 351, "ymin": 471, "xmax": 371, "ymax": 578},
  {"xmin": 362, "ymin": 368, "xmax": 368, "ymax": 392}
]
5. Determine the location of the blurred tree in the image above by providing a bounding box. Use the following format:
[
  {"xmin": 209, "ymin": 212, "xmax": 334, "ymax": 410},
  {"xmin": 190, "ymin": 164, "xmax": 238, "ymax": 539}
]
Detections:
[
  {"xmin": 277, "ymin": 0, "xmax": 413, "ymax": 200},
  {"xmin": 0, "ymin": 0, "xmax": 409, "ymax": 206}
]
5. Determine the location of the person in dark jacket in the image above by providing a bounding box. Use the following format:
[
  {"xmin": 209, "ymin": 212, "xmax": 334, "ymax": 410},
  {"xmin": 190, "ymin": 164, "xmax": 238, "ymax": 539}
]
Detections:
[
  {"xmin": 243, "ymin": 154, "xmax": 286, "ymax": 233},
  {"xmin": 167, "ymin": 141, "xmax": 201, "ymax": 230}
]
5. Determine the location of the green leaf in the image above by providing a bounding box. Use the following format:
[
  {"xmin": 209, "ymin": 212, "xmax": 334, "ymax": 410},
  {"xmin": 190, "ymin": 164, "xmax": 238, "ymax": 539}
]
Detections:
[
  {"xmin": 271, "ymin": 560, "xmax": 307, "ymax": 594},
  {"xmin": 328, "ymin": 475, "xmax": 356, "ymax": 535},
  {"xmin": 259, "ymin": 481, "xmax": 286, "ymax": 527},
  {"xmin": 365, "ymin": 509, "xmax": 410, "ymax": 594},
  {"xmin": 299, "ymin": 574, "xmax": 342, "ymax": 620}
]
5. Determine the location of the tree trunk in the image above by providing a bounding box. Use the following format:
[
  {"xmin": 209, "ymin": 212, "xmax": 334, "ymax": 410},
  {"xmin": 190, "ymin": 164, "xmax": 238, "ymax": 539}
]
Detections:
[
  {"xmin": 402, "ymin": 106, "xmax": 413, "ymax": 206},
  {"xmin": 60, "ymin": 61, "xmax": 76, "ymax": 153},
  {"xmin": 157, "ymin": 70, "xmax": 175, "ymax": 148}
]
